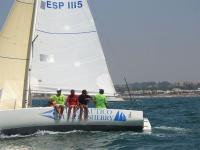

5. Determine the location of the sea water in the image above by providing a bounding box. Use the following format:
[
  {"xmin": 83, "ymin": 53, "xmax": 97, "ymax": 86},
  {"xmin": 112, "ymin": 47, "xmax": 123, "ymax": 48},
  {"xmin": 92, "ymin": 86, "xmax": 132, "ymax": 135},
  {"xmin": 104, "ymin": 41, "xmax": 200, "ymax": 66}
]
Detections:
[{"xmin": 0, "ymin": 97, "xmax": 200, "ymax": 150}]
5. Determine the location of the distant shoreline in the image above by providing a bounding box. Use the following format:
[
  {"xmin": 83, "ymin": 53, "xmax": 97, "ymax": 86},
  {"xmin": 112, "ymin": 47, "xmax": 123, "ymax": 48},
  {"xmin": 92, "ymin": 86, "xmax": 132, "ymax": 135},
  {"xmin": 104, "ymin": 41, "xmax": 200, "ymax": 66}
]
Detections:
[
  {"xmin": 122, "ymin": 94, "xmax": 200, "ymax": 99},
  {"xmin": 32, "ymin": 94, "xmax": 200, "ymax": 100}
]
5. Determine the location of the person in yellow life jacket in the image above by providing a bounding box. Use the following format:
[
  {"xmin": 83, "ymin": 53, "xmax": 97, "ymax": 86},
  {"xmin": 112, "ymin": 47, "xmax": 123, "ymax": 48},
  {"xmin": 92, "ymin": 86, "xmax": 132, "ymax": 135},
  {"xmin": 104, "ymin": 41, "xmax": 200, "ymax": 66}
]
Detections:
[
  {"xmin": 50, "ymin": 89, "xmax": 65, "ymax": 116},
  {"xmin": 94, "ymin": 89, "xmax": 108, "ymax": 108}
]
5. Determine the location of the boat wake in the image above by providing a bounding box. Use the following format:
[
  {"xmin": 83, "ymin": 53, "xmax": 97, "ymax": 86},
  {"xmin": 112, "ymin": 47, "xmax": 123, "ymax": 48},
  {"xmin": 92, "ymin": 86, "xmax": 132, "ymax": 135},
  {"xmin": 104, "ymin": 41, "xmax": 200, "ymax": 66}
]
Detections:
[
  {"xmin": 0, "ymin": 129, "xmax": 152, "ymax": 140},
  {"xmin": 154, "ymin": 126, "xmax": 190, "ymax": 132},
  {"xmin": 35, "ymin": 130, "xmax": 85, "ymax": 135},
  {"xmin": 0, "ymin": 130, "xmax": 103, "ymax": 139},
  {"xmin": 0, "ymin": 132, "xmax": 34, "ymax": 139}
]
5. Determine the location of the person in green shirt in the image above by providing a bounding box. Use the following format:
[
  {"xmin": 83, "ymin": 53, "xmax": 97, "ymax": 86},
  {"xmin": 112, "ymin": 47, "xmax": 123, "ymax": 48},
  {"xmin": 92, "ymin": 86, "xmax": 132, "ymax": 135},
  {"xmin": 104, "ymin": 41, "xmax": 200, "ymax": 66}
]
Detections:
[
  {"xmin": 49, "ymin": 89, "xmax": 65, "ymax": 116},
  {"xmin": 93, "ymin": 89, "xmax": 108, "ymax": 108}
]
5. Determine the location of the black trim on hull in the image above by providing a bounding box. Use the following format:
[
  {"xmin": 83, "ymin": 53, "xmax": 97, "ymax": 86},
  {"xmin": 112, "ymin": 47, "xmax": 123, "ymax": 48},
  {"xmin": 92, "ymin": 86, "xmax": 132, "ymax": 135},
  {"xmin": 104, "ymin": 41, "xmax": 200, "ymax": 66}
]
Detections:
[{"xmin": 1, "ymin": 125, "xmax": 143, "ymax": 135}]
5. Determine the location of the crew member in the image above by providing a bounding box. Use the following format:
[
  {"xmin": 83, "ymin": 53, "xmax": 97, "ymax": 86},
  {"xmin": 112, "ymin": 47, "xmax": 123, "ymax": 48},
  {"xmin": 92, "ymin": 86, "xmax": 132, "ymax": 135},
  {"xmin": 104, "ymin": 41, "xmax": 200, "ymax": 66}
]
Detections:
[
  {"xmin": 94, "ymin": 89, "xmax": 108, "ymax": 108},
  {"xmin": 50, "ymin": 89, "xmax": 65, "ymax": 117},
  {"xmin": 66, "ymin": 89, "xmax": 79, "ymax": 120},
  {"xmin": 78, "ymin": 90, "xmax": 91, "ymax": 121}
]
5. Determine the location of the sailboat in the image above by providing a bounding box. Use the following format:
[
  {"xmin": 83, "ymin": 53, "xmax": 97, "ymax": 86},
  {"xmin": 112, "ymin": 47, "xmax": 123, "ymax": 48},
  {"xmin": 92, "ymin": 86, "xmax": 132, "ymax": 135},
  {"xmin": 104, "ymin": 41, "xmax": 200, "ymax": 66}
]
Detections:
[{"xmin": 0, "ymin": 0, "xmax": 151, "ymax": 135}]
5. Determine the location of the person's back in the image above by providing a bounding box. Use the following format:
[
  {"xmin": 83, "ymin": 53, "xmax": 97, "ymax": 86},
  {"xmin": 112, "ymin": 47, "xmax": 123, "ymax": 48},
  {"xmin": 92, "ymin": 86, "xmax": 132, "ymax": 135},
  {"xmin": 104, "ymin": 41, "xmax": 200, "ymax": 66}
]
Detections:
[{"xmin": 94, "ymin": 89, "xmax": 107, "ymax": 108}]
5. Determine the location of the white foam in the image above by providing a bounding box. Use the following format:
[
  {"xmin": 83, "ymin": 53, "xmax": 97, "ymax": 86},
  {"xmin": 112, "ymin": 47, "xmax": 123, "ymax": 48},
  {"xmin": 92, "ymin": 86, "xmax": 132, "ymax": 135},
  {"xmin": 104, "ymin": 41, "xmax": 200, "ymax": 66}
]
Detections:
[
  {"xmin": 35, "ymin": 130, "xmax": 86, "ymax": 136},
  {"xmin": 0, "ymin": 145, "xmax": 32, "ymax": 150},
  {"xmin": 0, "ymin": 130, "xmax": 86, "ymax": 139},
  {"xmin": 154, "ymin": 126, "xmax": 191, "ymax": 132},
  {"xmin": 0, "ymin": 133, "xmax": 34, "ymax": 139}
]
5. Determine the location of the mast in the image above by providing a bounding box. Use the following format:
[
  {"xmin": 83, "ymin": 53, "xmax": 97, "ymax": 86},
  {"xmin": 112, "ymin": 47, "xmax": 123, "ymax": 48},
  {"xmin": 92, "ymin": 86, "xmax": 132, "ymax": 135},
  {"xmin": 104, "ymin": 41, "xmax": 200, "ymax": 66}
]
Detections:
[{"xmin": 22, "ymin": 0, "xmax": 37, "ymax": 108}]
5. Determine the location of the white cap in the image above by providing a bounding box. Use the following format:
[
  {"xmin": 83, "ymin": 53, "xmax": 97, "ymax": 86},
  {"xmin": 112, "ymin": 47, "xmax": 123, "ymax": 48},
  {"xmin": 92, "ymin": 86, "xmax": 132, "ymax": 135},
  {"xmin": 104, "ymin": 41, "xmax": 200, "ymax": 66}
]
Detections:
[{"xmin": 57, "ymin": 88, "xmax": 62, "ymax": 92}]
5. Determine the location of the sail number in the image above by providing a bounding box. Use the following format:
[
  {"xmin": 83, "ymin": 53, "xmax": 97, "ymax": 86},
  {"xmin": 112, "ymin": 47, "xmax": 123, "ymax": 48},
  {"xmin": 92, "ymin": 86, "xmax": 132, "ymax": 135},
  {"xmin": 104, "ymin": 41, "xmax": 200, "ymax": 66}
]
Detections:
[{"xmin": 46, "ymin": 1, "xmax": 83, "ymax": 9}]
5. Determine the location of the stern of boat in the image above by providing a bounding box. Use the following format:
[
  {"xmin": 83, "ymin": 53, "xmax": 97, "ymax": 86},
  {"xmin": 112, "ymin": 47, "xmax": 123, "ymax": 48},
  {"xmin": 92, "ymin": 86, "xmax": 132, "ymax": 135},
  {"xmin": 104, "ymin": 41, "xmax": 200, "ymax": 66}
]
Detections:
[{"xmin": 143, "ymin": 118, "xmax": 151, "ymax": 132}]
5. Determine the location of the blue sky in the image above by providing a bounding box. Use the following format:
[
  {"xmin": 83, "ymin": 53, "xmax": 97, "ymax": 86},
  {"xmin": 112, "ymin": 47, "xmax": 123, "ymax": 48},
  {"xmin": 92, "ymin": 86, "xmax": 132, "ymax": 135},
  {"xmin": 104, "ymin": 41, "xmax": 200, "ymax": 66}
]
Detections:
[{"xmin": 0, "ymin": 0, "xmax": 200, "ymax": 84}]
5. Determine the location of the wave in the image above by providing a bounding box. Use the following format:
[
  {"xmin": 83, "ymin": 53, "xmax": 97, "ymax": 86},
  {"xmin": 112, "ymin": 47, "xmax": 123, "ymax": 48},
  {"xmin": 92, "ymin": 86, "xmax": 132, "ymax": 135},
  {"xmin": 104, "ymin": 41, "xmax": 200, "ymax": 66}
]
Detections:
[
  {"xmin": 0, "ymin": 130, "xmax": 105, "ymax": 139},
  {"xmin": 1, "ymin": 126, "xmax": 190, "ymax": 140},
  {"xmin": 35, "ymin": 130, "xmax": 84, "ymax": 135},
  {"xmin": 154, "ymin": 126, "xmax": 191, "ymax": 133},
  {"xmin": 0, "ymin": 133, "xmax": 35, "ymax": 139}
]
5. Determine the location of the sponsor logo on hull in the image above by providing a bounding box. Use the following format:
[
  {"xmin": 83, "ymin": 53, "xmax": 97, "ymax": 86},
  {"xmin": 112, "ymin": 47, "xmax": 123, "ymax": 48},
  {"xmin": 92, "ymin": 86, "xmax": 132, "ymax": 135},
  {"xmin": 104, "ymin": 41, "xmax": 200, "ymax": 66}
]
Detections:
[{"xmin": 41, "ymin": 108, "xmax": 127, "ymax": 122}]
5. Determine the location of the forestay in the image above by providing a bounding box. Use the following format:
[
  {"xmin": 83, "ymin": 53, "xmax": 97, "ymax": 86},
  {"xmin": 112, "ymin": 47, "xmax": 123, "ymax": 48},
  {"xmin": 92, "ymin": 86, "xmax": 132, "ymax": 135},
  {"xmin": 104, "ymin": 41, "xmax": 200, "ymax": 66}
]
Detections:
[{"xmin": 30, "ymin": 0, "xmax": 116, "ymax": 96}]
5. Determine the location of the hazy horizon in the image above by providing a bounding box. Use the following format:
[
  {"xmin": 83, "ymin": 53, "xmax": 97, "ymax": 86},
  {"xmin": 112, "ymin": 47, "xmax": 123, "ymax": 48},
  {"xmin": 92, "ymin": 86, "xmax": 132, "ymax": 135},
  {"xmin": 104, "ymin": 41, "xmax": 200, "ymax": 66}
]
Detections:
[{"xmin": 0, "ymin": 0, "xmax": 200, "ymax": 84}]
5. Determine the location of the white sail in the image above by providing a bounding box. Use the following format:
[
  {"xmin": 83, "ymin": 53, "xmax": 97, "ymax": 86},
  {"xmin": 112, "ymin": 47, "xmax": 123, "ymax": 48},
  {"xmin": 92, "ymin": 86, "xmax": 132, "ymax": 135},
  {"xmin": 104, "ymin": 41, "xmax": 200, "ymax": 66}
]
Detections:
[
  {"xmin": 30, "ymin": 0, "xmax": 116, "ymax": 96},
  {"xmin": 0, "ymin": 0, "xmax": 34, "ymax": 109}
]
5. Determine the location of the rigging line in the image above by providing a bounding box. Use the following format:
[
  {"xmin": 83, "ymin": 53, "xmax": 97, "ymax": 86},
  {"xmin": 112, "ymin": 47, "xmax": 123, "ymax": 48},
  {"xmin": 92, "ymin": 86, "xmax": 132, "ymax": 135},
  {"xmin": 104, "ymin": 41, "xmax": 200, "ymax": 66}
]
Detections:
[
  {"xmin": 124, "ymin": 77, "xmax": 135, "ymax": 108},
  {"xmin": 16, "ymin": 0, "xmax": 33, "ymax": 5},
  {"xmin": 36, "ymin": 29, "xmax": 97, "ymax": 35},
  {"xmin": 0, "ymin": 55, "xmax": 28, "ymax": 60},
  {"xmin": 31, "ymin": 35, "xmax": 39, "ymax": 59},
  {"xmin": 32, "ymin": 34, "xmax": 39, "ymax": 44}
]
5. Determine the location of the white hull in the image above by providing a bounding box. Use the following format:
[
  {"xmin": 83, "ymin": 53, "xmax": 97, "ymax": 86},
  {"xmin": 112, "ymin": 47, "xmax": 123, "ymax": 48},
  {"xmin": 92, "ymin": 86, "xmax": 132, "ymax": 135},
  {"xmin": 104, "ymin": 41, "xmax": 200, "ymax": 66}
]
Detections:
[{"xmin": 0, "ymin": 107, "xmax": 151, "ymax": 135}]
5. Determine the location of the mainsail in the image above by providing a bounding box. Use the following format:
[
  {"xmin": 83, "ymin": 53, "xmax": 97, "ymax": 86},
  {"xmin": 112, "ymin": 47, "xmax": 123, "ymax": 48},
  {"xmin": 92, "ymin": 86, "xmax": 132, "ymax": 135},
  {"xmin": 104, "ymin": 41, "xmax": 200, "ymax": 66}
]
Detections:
[
  {"xmin": 0, "ymin": 0, "xmax": 34, "ymax": 109},
  {"xmin": 30, "ymin": 0, "xmax": 116, "ymax": 96}
]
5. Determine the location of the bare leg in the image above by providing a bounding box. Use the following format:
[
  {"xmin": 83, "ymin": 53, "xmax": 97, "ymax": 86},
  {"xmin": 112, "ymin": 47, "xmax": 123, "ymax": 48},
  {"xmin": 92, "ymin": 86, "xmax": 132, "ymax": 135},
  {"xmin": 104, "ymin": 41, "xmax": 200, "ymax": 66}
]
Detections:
[
  {"xmin": 54, "ymin": 106, "xmax": 59, "ymax": 113},
  {"xmin": 84, "ymin": 106, "xmax": 88, "ymax": 121},
  {"xmin": 72, "ymin": 107, "xmax": 76, "ymax": 120},
  {"xmin": 60, "ymin": 106, "xmax": 64, "ymax": 115},
  {"xmin": 54, "ymin": 106, "xmax": 60, "ymax": 120},
  {"xmin": 67, "ymin": 106, "xmax": 72, "ymax": 120},
  {"xmin": 79, "ymin": 105, "xmax": 83, "ymax": 121}
]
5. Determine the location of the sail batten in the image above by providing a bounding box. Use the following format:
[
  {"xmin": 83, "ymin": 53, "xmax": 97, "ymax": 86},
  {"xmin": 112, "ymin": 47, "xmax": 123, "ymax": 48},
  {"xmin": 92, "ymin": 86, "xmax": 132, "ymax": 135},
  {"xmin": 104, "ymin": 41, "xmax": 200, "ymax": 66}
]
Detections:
[
  {"xmin": 0, "ymin": 56, "xmax": 28, "ymax": 60},
  {"xmin": 16, "ymin": 0, "xmax": 34, "ymax": 5},
  {"xmin": 36, "ymin": 29, "xmax": 97, "ymax": 35}
]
